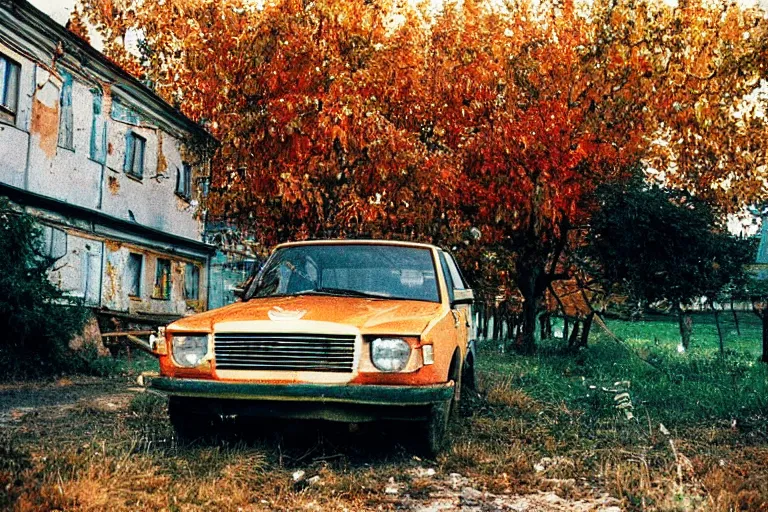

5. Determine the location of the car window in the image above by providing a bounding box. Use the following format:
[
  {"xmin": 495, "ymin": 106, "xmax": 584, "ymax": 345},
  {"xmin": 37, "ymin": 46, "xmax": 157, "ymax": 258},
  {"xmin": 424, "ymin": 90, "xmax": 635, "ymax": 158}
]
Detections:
[
  {"xmin": 247, "ymin": 244, "xmax": 440, "ymax": 302},
  {"xmin": 444, "ymin": 253, "xmax": 467, "ymax": 290},
  {"xmin": 438, "ymin": 251, "xmax": 455, "ymax": 303}
]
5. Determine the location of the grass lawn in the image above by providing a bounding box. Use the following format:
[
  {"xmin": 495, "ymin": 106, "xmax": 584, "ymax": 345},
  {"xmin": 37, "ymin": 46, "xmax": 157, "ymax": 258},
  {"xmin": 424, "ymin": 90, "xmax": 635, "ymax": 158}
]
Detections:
[
  {"xmin": 475, "ymin": 312, "xmax": 768, "ymax": 510},
  {"xmin": 1, "ymin": 314, "xmax": 767, "ymax": 511}
]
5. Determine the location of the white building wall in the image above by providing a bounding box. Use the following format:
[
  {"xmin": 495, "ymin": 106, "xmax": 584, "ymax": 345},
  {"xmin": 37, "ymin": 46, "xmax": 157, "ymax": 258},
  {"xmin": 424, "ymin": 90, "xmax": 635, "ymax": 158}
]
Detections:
[
  {"xmin": 24, "ymin": 69, "xmax": 103, "ymax": 209},
  {"xmin": 0, "ymin": 41, "xmax": 204, "ymax": 243},
  {"xmin": 0, "ymin": 11, "xmax": 212, "ymax": 319},
  {"xmin": 0, "ymin": 43, "xmax": 34, "ymax": 188}
]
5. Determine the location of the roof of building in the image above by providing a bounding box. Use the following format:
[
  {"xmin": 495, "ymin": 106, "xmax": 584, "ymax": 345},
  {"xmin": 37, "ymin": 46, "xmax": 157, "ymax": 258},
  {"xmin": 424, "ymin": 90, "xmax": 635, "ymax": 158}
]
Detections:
[{"xmin": 0, "ymin": 0, "xmax": 216, "ymax": 146}]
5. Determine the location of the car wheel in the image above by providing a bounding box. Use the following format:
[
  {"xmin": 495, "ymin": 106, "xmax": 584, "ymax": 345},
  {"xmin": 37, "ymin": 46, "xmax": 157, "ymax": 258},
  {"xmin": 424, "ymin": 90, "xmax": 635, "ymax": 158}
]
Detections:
[
  {"xmin": 423, "ymin": 398, "xmax": 451, "ymax": 457},
  {"xmin": 462, "ymin": 353, "xmax": 477, "ymax": 392},
  {"xmin": 168, "ymin": 397, "xmax": 209, "ymax": 444},
  {"xmin": 423, "ymin": 358, "xmax": 462, "ymax": 456}
]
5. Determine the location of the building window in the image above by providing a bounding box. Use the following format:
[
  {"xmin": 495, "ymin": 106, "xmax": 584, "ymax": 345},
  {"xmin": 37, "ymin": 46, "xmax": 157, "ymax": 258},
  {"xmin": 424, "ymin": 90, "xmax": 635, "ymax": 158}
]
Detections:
[
  {"xmin": 184, "ymin": 263, "xmax": 200, "ymax": 300},
  {"xmin": 0, "ymin": 54, "xmax": 21, "ymax": 124},
  {"xmin": 176, "ymin": 163, "xmax": 192, "ymax": 199},
  {"xmin": 153, "ymin": 258, "xmax": 171, "ymax": 300},
  {"xmin": 39, "ymin": 225, "xmax": 68, "ymax": 261},
  {"xmin": 124, "ymin": 132, "xmax": 146, "ymax": 179},
  {"xmin": 126, "ymin": 253, "xmax": 143, "ymax": 297},
  {"xmin": 58, "ymin": 70, "xmax": 74, "ymax": 150},
  {"xmin": 90, "ymin": 88, "xmax": 107, "ymax": 163},
  {"xmin": 82, "ymin": 250, "xmax": 102, "ymax": 306}
]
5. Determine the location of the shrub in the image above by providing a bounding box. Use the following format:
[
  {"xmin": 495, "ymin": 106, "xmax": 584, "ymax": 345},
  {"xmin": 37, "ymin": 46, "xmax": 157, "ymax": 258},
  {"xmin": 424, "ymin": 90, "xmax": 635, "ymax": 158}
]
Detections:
[{"xmin": 0, "ymin": 198, "xmax": 89, "ymax": 379}]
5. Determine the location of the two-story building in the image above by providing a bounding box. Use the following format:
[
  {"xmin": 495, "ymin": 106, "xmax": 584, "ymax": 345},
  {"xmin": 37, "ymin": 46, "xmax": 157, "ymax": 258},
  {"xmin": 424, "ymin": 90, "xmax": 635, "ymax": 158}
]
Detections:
[{"xmin": 0, "ymin": 0, "xmax": 217, "ymax": 330}]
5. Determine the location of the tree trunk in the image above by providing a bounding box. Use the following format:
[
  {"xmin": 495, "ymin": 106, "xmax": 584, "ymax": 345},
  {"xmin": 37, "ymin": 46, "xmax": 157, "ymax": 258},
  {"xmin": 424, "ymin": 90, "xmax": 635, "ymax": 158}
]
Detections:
[
  {"xmin": 482, "ymin": 303, "xmax": 490, "ymax": 340},
  {"xmin": 563, "ymin": 316, "xmax": 570, "ymax": 342},
  {"xmin": 516, "ymin": 271, "xmax": 541, "ymax": 354},
  {"xmin": 567, "ymin": 319, "xmax": 581, "ymax": 348},
  {"xmin": 762, "ymin": 312, "xmax": 768, "ymax": 363},
  {"xmin": 539, "ymin": 312, "xmax": 550, "ymax": 340},
  {"xmin": 579, "ymin": 312, "xmax": 594, "ymax": 348},
  {"xmin": 492, "ymin": 304, "xmax": 501, "ymax": 341},
  {"xmin": 713, "ymin": 307, "xmax": 724, "ymax": 356},
  {"xmin": 677, "ymin": 305, "xmax": 693, "ymax": 350},
  {"xmin": 516, "ymin": 297, "xmax": 537, "ymax": 354},
  {"xmin": 731, "ymin": 298, "xmax": 741, "ymax": 336}
]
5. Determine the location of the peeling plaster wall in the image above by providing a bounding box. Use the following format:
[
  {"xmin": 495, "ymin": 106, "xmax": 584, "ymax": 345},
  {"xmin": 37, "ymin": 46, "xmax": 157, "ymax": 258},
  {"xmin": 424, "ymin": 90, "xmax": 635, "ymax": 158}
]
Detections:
[
  {"xmin": 1, "ymin": 44, "xmax": 205, "ymax": 244},
  {"xmin": 1, "ymin": 6, "xmax": 212, "ymax": 319},
  {"xmin": 99, "ymin": 113, "xmax": 203, "ymax": 240},
  {"xmin": 26, "ymin": 70, "xmax": 103, "ymax": 208},
  {"xmin": 47, "ymin": 232, "xmax": 104, "ymax": 306},
  {"xmin": 0, "ymin": 42, "xmax": 34, "ymax": 188},
  {"xmin": 102, "ymin": 240, "xmax": 208, "ymax": 316}
]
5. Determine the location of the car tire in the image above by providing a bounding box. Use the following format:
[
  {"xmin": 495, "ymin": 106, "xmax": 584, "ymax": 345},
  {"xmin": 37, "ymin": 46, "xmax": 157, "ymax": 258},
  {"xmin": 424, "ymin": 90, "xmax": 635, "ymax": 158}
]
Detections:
[
  {"xmin": 423, "ymin": 358, "xmax": 462, "ymax": 456},
  {"xmin": 423, "ymin": 398, "xmax": 451, "ymax": 457},
  {"xmin": 168, "ymin": 397, "xmax": 209, "ymax": 444},
  {"xmin": 462, "ymin": 353, "xmax": 477, "ymax": 392}
]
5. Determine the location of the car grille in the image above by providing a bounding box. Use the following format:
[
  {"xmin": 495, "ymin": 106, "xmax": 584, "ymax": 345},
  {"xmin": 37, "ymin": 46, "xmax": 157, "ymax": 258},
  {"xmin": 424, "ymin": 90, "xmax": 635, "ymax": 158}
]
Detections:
[{"xmin": 214, "ymin": 333, "xmax": 356, "ymax": 372}]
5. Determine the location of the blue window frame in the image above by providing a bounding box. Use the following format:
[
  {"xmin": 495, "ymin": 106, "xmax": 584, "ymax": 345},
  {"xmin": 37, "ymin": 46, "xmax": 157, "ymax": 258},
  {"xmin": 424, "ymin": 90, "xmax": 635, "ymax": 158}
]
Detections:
[
  {"xmin": 124, "ymin": 132, "xmax": 146, "ymax": 179},
  {"xmin": 0, "ymin": 54, "xmax": 20, "ymax": 123}
]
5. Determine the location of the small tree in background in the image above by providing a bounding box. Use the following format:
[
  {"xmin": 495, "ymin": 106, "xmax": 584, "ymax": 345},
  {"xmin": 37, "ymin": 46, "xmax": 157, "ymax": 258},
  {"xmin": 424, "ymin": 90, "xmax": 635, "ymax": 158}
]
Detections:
[
  {"xmin": 0, "ymin": 199, "xmax": 89, "ymax": 379},
  {"xmin": 586, "ymin": 173, "xmax": 749, "ymax": 350}
]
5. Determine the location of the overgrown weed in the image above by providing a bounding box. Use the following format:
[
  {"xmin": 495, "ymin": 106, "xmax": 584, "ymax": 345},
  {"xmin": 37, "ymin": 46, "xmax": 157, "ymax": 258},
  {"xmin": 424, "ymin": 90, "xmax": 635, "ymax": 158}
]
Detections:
[{"xmin": 4, "ymin": 316, "xmax": 768, "ymax": 510}]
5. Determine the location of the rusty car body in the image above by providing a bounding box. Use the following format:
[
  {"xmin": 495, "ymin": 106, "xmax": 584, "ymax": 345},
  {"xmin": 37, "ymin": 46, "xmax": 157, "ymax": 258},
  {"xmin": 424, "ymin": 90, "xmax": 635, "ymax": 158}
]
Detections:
[{"xmin": 148, "ymin": 240, "xmax": 476, "ymax": 453}]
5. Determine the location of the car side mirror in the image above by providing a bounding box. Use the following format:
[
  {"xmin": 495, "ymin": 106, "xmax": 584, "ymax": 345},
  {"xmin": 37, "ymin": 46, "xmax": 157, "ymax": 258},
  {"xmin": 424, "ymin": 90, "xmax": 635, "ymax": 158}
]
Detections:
[
  {"xmin": 451, "ymin": 288, "xmax": 474, "ymax": 307},
  {"xmin": 233, "ymin": 286, "xmax": 245, "ymax": 300}
]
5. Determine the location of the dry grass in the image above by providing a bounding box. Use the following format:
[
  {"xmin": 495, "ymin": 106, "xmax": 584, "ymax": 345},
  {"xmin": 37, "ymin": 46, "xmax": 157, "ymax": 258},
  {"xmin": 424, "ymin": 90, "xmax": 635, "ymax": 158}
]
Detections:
[{"xmin": 3, "ymin": 327, "xmax": 768, "ymax": 511}]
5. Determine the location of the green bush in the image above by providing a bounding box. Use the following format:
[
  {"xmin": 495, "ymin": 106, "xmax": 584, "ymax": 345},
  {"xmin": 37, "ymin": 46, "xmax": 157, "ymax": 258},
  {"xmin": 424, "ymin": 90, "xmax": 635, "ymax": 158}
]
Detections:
[{"xmin": 0, "ymin": 198, "xmax": 89, "ymax": 379}]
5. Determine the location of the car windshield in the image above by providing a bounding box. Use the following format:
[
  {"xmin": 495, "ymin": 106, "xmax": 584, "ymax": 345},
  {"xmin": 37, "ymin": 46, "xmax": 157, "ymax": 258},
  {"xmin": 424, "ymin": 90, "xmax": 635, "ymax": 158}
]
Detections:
[{"xmin": 245, "ymin": 244, "xmax": 440, "ymax": 303}]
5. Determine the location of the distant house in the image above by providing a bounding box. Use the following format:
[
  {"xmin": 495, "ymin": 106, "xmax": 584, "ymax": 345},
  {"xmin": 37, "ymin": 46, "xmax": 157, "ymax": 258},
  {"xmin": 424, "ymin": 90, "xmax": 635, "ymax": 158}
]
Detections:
[{"xmin": 0, "ymin": 0, "xmax": 217, "ymax": 328}]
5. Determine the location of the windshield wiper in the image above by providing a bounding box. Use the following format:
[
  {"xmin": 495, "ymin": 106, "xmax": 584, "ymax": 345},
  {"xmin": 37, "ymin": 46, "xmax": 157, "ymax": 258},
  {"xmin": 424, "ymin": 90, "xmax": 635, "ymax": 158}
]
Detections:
[{"xmin": 303, "ymin": 287, "xmax": 391, "ymax": 299}]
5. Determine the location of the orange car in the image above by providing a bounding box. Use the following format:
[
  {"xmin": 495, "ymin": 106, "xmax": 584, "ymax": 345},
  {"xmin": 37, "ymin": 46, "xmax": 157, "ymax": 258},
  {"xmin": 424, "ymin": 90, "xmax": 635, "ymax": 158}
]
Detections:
[{"xmin": 148, "ymin": 240, "xmax": 476, "ymax": 454}]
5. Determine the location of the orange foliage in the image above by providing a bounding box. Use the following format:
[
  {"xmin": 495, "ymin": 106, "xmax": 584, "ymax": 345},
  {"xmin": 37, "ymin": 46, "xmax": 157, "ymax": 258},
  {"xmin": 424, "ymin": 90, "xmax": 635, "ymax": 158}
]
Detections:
[{"xmin": 75, "ymin": 0, "xmax": 768, "ymax": 350}]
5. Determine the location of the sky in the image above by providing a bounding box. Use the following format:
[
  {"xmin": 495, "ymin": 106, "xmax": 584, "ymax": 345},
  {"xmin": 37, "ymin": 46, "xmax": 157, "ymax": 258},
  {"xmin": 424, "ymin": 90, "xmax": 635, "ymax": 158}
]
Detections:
[{"xmin": 29, "ymin": 0, "xmax": 75, "ymax": 24}]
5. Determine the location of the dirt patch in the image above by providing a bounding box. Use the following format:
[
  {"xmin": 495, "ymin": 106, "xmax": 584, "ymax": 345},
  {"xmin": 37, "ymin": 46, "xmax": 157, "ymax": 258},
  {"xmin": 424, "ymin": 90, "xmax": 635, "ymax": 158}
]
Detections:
[
  {"xmin": 0, "ymin": 377, "xmax": 130, "ymax": 427},
  {"xmin": 387, "ymin": 468, "xmax": 623, "ymax": 511}
]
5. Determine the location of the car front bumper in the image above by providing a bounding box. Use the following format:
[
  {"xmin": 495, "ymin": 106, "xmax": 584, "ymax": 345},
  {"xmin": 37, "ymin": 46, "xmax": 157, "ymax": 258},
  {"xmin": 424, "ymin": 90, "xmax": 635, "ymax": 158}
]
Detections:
[{"xmin": 147, "ymin": 376, "xmax": 455, "ymax": 422}]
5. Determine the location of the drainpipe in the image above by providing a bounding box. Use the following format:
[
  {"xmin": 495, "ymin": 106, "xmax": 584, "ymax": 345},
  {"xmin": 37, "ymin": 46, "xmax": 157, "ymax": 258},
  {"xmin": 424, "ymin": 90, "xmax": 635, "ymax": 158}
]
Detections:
[{"xmin": 97, "ymin": 160, "xmax": 106, "ymax": 209}]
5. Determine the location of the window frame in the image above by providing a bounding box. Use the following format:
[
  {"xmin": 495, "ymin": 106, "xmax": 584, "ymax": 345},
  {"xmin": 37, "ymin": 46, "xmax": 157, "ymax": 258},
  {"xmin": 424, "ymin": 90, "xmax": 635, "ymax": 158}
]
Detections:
[
  {"xmin": 152, "ymin": 258, "xmax": 172, "ymax": 300},
  {"xmin": 57, "ymin": 69, "xmax": 74, "ymax": 150},
  {"xmin": 0, "ymin": 53, "xmax": 21, "ymax": 124},
  {"xmin": 89, "ymin": 88, "xmax": 107, "ymax": 163},
  {"xmin": 184, "ymin": 263, "xmax": 200, "ymax": 301},
  {"xmin": 124, "ymin": 132, "xmax": 147, "ymax": 180},
  {"xmin": 176, "ymin": 162, "xmax": 192, "ymax": 200},
  {"xmin": 126, "ymin": 253, "xmax": 144, "ymax": 298}
]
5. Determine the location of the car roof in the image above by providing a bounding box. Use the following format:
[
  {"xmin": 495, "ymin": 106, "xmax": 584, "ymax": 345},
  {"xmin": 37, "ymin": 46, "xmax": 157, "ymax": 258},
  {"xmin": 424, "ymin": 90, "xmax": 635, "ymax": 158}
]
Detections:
[{"xmin": 274, "ymin": 239, "xmax": 442, "ymax": 251}]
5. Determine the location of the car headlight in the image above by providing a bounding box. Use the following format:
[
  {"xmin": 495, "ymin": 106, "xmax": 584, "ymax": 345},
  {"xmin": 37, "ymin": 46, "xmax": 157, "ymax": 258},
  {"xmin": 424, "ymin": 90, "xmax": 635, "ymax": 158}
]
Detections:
[
  {"xmin": 171, "ymin": 334, "xmax": 208, "ymax": 367},
  {"xmin": 371, "ymin": 337, "xmax": 411, "ymax": 372}
]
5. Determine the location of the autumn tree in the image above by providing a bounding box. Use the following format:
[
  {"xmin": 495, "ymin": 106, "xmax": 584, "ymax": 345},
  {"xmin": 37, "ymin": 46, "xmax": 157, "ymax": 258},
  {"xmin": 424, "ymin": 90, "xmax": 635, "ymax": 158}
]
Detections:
[
  {"xmin": 586, "ymin": 172, "xmax": 752, "ymax": 350},
  {"xmin": 76, "ymin": 0, "xmax": 462, "ymax": 246},
  {"xmin": 418, "ymin": 0, "xmax": 768, "ymax": 351},
  {"xmin": 78, "ymin": 0, "xmax": 768, "ymax": 353}
]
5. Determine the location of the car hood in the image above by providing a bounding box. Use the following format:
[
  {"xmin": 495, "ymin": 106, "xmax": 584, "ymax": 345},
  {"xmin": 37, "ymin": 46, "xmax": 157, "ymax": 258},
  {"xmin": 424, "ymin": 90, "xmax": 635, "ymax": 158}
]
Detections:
[{"xmin": 167, "ymin": 295, "xmax": 444, "ymax": 335}]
